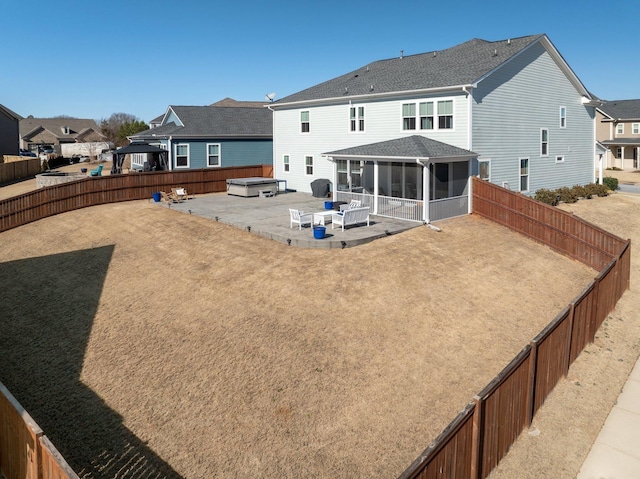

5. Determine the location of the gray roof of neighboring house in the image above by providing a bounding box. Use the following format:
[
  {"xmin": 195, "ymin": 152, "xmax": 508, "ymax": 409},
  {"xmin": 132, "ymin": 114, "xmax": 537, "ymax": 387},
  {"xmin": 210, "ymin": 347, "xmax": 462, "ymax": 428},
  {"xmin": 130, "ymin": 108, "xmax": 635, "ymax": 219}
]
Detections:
[
  {"xmin": 210, "ymin": 97, "xmax": 269, "ymax": 108},
  {"xmin": 599, "ymin": 99, "xmax": 640, "ymax": 120},
  {"xmin": 20, "ymin": 118, "xmax": 102, "ymax": 140},
  {"xmin": 602, "ymin": 138, "xmax": 640, "ymax": 146},
  {"xmin": 323, "ymin": 135, "xmax": 477, "ymax": 160},
  {"xmin": 132, "ymin": 105, "xmax": 272, "ymax": 139},
  {"xmin": 276, "ymin": 34, "xmax": 545, "ymax": 104}
]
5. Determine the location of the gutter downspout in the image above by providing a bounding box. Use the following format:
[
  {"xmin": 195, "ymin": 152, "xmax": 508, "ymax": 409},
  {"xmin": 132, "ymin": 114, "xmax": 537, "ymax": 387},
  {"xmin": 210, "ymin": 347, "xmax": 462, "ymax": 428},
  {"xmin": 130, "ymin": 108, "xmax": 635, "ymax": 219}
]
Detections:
[
  {"xmin": 267, "ymin": 104, "xmax": 276, "ymax": 179},
  {"xmin": 167, "ymin": 136, "xmax": 173, "ymax": 171}
]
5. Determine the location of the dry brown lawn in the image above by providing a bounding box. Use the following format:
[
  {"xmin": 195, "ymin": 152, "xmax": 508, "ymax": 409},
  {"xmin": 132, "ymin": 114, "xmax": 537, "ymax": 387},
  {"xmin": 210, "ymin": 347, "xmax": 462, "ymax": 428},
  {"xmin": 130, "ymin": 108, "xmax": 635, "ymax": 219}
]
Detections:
[{"xmin": 0, "ymin": 185, "xmax": 638, "ymax": 478}]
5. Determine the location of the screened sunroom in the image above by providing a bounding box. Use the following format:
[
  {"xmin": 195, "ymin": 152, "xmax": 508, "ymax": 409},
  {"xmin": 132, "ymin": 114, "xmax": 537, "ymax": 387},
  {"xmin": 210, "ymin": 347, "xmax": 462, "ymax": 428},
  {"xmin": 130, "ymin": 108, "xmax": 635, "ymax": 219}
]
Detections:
[{"xmin": 324, "ymin": 136, "xmax": 477, "ymax": 223}]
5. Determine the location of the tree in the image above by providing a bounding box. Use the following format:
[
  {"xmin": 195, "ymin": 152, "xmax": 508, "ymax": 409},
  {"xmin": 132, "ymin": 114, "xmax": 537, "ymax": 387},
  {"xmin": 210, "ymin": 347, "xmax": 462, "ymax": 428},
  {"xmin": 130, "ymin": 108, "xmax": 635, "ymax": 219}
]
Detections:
[
  {"xmin": 117, "ymin": 120, "xmax": 149, "ymax": 144},
  {"xmin": 100, "ymin": 113, "xmax": 144, "ymax": 147}
]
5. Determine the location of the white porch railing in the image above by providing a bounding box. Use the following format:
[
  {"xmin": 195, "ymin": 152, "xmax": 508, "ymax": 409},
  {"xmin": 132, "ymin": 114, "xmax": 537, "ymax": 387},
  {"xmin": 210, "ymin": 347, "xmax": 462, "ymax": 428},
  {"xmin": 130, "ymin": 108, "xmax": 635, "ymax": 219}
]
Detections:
[
  {"xmin": 429, "ymin": 195, "xmax": 468, "ymax": 221},
  {"xmin": 335, "ymin": 191, "xmax": 469, "ymax": 222},
  {"xmin": 335, "ymin": 191, "xmax": 424, "ymax": 222}
]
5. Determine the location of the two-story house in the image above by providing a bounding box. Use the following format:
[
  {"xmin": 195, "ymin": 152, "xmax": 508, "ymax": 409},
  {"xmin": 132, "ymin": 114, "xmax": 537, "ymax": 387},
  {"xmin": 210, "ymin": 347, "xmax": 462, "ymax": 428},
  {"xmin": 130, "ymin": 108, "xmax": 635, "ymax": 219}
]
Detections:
[
  {"xmin": 270, "ymin": 34, "xmax": 600, "ymax": 222},
  {"xmin": 596, "ymin": 99, "xmax": 640, "ymax": 170}
]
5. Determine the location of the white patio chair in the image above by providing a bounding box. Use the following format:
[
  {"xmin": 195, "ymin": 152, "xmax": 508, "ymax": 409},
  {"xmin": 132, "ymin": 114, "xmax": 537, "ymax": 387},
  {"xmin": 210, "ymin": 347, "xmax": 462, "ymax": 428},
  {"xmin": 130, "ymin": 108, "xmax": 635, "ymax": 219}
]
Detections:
[
  {"xmin": 289, "ymin": 208, "xmax": 313, "ymax": 229},
  {"xmin": 339, "ymin": 199, "xmax": 362, "ymax": 212}
]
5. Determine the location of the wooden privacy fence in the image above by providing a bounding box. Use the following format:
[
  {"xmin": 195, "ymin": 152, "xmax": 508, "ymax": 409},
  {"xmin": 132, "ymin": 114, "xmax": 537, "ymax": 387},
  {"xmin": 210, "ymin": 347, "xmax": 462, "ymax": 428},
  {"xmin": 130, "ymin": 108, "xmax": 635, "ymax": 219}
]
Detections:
[
  {"xmin": 0, "ymin": 164, "xmax": 272, "ymax": 233},
  {"xmin": 399, "ymin": 178, "xmax": 631, "ymax": 479},
  {"xmin": 0, "ymin": 381, "xmax": 77, "ymax": 479},
  {"xmin": 0, "ymin": 158, "xmax": 40, "ymax": 184}
]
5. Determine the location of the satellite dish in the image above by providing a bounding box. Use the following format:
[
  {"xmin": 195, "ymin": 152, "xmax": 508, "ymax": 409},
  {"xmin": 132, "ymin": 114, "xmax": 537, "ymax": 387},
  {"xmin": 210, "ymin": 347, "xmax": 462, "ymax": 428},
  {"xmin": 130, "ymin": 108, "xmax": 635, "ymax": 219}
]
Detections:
[{"xmin": 265, "ymin": 92, "xmax": 276, "ymax": 102}]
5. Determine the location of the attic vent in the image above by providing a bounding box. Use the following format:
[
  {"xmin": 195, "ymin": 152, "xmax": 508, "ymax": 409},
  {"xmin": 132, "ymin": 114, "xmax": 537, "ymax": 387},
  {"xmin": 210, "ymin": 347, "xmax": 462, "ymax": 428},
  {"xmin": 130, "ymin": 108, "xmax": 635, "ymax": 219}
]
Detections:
[
  {"xmin": 492, "ymin": 49, "xmax": 498, "ymax": 57},
  {"xmin": 400, "ymin": 50, "xmax": 404, "ymax": 59},
  {"xmin": 366, "ymin": 66, "xmax": 370, "ymax": 72},
  {"xmin": 61, "ymin": 125, "xmax": 69, "ymax": 134},
  {"xmin": 370, "ymin": 84, "xmax": 374, "ymax": 91},
  {"xmin": 433, "ymin": 51, "xmax": 437, "ymax": 57},
  {"xmin": 507, "ymin": 38, "xmax": 511, "ymax": 45}
]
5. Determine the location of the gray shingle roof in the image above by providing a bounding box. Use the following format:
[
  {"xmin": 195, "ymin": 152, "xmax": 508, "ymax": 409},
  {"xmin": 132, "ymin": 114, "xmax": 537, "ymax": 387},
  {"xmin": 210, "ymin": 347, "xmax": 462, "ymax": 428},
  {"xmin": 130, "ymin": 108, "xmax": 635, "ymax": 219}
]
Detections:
[
  {"xmin": 599, "ymin": 99, "xmax": 640, "ymax": 120},
  {"xmin": 20, "ymin": 118, "xmax": 102, "ymax": 139},
  {"xmin": 132, "ymin": 105, "xmax": 272, "ymax": 139},
  {"xmin": 276, "ymin": 35, "xmax": 544, "ymax": 104},
  {"xmin": 323, "ymin": 135, "xmax": 477, "ymax": 159}
]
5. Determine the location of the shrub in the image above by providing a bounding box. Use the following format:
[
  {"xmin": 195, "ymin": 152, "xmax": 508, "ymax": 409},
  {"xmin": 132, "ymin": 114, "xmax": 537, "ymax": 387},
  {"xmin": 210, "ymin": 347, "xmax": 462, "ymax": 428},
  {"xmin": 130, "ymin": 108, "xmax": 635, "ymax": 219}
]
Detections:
[
  {"xmin": 583, "ymin": 183, "xmax": 600, "ymax": 199},
  {"xmin": 534, "ymin": 188, "xmax": 558, "ymax": 205},
  {"xmin": 571, "ymin": 184, "xmax": 587, "ymax": 199},
  {"xmin": 602, "ymin": 176, "xmax": 619, "ymax": 191},
  {"xmin": 556, "ymin": 186, "xmax": 578, "ymax": 203}
]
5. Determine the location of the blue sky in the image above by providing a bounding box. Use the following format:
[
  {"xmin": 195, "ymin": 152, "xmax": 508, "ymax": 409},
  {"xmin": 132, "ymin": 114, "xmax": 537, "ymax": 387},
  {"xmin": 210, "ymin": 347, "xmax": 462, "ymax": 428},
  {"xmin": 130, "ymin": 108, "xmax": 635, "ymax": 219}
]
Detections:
[{"xmin": 2, "ymin": 0, "xmax": 638, "ymax": 123}]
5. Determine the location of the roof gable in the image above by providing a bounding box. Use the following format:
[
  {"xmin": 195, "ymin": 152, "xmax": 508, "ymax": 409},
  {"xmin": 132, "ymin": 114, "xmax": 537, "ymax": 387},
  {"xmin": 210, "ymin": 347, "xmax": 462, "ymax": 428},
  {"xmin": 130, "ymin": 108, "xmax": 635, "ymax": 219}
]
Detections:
[{"xmin": 19, "ymin": 118, "xmax": 102, "ymax": 139}]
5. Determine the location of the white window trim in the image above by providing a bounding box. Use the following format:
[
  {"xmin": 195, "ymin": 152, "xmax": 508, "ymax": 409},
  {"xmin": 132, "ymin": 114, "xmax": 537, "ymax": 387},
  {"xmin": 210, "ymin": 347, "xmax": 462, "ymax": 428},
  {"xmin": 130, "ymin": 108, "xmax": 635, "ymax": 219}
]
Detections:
[
  {"xmin": 519, "ymin": 157, "xmax": 530, "ymax": 193},
  {"xmin": 283, "ymin": 154, "xmax": 290, "ymax": 173},
  {"xmin": 559, "ymin": 106, "xmax": 567, "ymax": 128},
  {"xmin": 617, "ymin": 123, "xmax": 624, "ymax": 135},
  {"xmin": 541, "ymin": 128, "xmax": 549, "ymax": 157},
  {"xmin": 349, "ymin": 105, "xmax": 365, "ymax": 132},
  {"xmin": 401, "ymin": 103, "xmax": 416, "ymax": 131},
  {"xmin": 174, "ymin": 143, "xmax": 190, "ymax": 169},
  {"xmin": 301, "ymin": 110, "xmax": 310, "ymax": 134},
  {"xmin": 478, "ymin": 159, "xmax": 491, "ymax": 181},
  {"xmin": 305, "ymin": 155, "xmax": 313, "ymax": 175},
  {"xmin": 401, "ymin": 97, "xmax": 455, "ymax": 132},
  {"xmin": 555, "ymin": 155, "xmax": 565, "ymax": 163},
  {"xmin": 206, "ymin": 143, "xmax": 221, "ymax": 167},
  {"xmin": 633, "ymin": 123, "xmax": 640, "ymax": 135}
]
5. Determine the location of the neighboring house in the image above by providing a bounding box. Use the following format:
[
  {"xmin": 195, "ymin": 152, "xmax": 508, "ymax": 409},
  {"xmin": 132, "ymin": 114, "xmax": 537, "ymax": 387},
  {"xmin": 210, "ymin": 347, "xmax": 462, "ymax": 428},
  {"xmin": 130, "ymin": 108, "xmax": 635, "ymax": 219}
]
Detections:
[
  {"xmin": 19, "ymin": 117, "xmax": 107, "ymax": 156},
  {"xmin": 129, "ymin": 100, "xmax": 272, "ymax": 171},
  {"xmin": 270, "ymin": 34, "xmax": 600, "ymax": 223},
  {"xmin": 149, "ymin": 114, "xmax": 164, "ymax": 129},
  {"xmin": 0, "ymin": 104, "xmax": 22, "ymax": 157},
  {"xmin": 596, "ymin": 99, "xmax": 640, "ymax": 170}
]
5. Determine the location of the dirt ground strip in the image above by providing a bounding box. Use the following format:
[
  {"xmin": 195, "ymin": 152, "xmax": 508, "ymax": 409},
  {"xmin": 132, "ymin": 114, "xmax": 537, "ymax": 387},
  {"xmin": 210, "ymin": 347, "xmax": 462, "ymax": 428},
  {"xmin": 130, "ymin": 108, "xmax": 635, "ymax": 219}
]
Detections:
[{"xmin": 0, "ymin": 173, "xmax": 638, "ymax": 478}]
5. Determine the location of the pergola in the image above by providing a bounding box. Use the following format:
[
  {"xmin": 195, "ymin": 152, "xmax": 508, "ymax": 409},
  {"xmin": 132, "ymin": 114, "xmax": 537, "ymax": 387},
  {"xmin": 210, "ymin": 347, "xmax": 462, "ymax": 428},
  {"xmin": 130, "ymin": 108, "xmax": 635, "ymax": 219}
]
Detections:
[{"xmin": 111, "ymin": 142, "xmax": 169, "ymax": 174}]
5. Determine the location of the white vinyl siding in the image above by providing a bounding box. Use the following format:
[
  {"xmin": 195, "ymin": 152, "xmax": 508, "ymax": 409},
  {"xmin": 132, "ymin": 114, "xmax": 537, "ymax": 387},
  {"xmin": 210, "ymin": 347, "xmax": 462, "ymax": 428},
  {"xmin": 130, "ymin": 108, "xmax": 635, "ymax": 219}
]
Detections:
[{"xmin": 271, "ymin": 93, "xmax": 469, "ymax": 193}]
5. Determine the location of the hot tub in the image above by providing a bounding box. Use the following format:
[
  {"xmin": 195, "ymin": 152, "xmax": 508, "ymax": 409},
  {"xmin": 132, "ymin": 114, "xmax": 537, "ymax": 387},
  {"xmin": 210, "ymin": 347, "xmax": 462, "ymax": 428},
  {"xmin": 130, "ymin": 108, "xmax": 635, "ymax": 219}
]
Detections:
[{"xmin": 226, "ymin": 177, "xmax": 277, "ymax": 197}]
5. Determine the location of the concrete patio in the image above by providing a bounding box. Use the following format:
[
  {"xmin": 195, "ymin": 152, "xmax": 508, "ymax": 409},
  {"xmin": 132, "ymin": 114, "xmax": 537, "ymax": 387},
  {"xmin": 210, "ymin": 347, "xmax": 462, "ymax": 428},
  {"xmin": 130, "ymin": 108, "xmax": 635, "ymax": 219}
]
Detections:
[{"xmin": 154, "ymin": 191, "xmax": 421, "ymax": 248}]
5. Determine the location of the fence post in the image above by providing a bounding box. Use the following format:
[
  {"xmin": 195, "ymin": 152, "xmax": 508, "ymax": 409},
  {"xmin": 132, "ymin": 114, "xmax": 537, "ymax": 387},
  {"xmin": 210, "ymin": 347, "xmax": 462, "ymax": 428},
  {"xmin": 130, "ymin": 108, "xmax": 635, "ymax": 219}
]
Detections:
[
  {"xmin": 526, "ymin": 340, "xmax": 538, "ymax": 426},
  {"xmin": 564, "ymin": 303, "xmax": 575, "ymax": 376},
  {"xmin": 470, "ymin": 395, "xmax": 483, "ymax": 479}
]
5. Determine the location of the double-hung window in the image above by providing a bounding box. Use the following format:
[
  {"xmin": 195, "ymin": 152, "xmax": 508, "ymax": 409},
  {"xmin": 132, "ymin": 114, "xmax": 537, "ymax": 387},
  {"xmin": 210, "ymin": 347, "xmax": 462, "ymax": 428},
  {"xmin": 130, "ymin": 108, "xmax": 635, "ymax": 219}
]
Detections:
[
  {"xmin": 437, "ymin": 100, "xmax": 453, "ymax": 129},
  {"xmin": 633, "ymin": 123, "xmax": 640, "ymax": 135},
  {"xmin": 283, "ymin": 154, "xmax": 290, "ymax": 172},
  {"xmin": 305, "ymin": 156, "xmax": 313, "ymax": 175},
  {"xmin": 559, "ymin": 106, "xmax": 566, "ymax": 128},
  {"xmin": 419, "ymin": 102, "xmax": 434, "ymax": 129},
  {"xmin": 478, "ymin": 159, "xmax": 491, "ymax": 181},
  {"xmin": 520, "ymin": 158, "xmax": 529, "ymax": 192},
  {"xmin": 402, "ymin": 103, "xmax": 416, "ymax": 130},
  {"xmin": 301, "ymin": 111, "xmax": 310, "ymax": 133},
  {"xmin": 350, "ymin": 106, "xmax": 364, "ymax": 131},
  {"xmin": 541, "ymin": 129, "xmax": 549, "ymax": 156},
  {"xmin": 175, "ymin": 144, "xmax": 189, "ymax": 168},
  {"xmin": 617, "ymin": 123, "xmax": 624, "ymax": 135},
  {"xmin": 207, "ymin": 143, "xmax": 220, "ymax": 167}
]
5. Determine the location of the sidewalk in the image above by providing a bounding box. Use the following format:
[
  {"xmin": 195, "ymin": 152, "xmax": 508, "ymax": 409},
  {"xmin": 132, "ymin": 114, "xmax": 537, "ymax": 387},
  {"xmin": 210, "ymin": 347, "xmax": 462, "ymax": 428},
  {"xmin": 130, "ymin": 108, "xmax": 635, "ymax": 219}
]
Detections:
[{"xmin": 577, "ymin": 356, "xmax": 640, "ymax": 478}]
